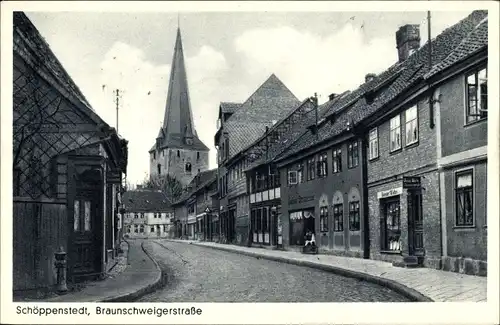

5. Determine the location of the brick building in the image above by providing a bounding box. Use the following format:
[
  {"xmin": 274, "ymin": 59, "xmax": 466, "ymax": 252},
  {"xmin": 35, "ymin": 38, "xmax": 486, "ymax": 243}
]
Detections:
[
  {"xmin": 149, "ymin": 27, "xmax": 209, "ymax": 187},
  {"xmin": 13, "ymin": 12, "xmax": 128, "ymax": 291},
  {"xmin": 364, "ymin": 11, "xmax": 488, "ymax": 270},
  {"xmin": 425, "ymin": 15, "xmax": 488, "ymax": 275},
  {"xmin": 122, "ymin": 188, "xmax": 173, "ymax": 239},
  {"xmin": 215, "ymin": 74, "xmax": 300, "ymax": 244}
]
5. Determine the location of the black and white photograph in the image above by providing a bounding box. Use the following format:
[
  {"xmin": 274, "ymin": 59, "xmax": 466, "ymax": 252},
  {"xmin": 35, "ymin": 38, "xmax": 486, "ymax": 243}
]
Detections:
[{"xmin": 1, "ymin": 1, "xmax": 499, "ymax": 324}]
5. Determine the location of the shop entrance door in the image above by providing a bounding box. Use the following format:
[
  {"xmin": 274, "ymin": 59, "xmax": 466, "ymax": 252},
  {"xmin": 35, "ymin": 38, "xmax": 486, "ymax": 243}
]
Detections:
[{"xmin": 407, "ymin": 190, "xmax": 424, "ymax": 256}]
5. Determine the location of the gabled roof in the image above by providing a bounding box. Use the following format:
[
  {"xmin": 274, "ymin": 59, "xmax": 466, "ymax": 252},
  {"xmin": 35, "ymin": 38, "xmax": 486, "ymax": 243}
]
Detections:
[
  {"xmin": 152, "ymin": 27, "xmax": 209, "ymax": 152},
  {"xmin": 245, "ymin": 92, "xmax": 348, "ymax": 170},
  {"xmin": 221, "ymin": 74, "xmax": 301, "ymax": 160},
  {"xmin": 276, "ymin": 10, "xmax": 488, "ymax": 164},
  {"xmin": 220, "ymin": 102, "xmax": 242, "ymax": 114},
  {"xmin": 172, "ymin": 168, "xmax": 218, "ymax": 205},
  {"xmin": 425, "ymin": 16, "xmax": 488, "ymax": 79},
  {"xmin": 122, "ymin": 190, "xmax": 172, "ymax": 212},
  {"xmin": 13, "ymin": 12, "xmax": 102, "ymax": 127}
]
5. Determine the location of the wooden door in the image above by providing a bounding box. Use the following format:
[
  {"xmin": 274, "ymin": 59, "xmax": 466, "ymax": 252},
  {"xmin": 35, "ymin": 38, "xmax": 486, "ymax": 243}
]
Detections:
[
  {"xmin": 408, "ymin": 190, "xmax": 424, "ymax": 256},
  {"xmin": 71, "ymin": 168, "xmax": 102, "ymax": 280}
]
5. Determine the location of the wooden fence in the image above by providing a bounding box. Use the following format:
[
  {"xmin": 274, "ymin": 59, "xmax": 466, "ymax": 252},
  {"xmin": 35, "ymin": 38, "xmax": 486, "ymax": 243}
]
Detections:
[{"xmin": 13, "ymin": 198, "xmax": 67, "ymax": 291}]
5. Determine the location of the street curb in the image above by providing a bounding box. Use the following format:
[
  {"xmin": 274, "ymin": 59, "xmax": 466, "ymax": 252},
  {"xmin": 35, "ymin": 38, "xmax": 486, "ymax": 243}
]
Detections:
[
  {"xmin": 168, "ymin": 240, "xmax": 433, "ymax": 302},
  {"xmin": 100, "ymin": 240, "xmax": 167, "ymax": 302}
]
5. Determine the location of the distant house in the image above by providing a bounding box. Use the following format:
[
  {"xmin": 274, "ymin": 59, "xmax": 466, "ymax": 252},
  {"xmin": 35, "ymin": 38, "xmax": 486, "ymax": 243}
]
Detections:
[
  {"xmin": 13, "ymin": 12, "xmax": 128, "ymax": 292},
  {"xmin": 172, "ymin": 169, "xmax": 218, "ymax": 241},
  {"xmin": 122, "ymin": 187, "xmax": 173, "ymax": 239},
  {"xmin": 215, "ymin": 74, "xmax": 301, "ymax": 245}
]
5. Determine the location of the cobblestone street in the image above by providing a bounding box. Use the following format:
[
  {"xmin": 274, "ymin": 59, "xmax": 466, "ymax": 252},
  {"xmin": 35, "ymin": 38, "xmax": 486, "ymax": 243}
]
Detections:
[{"xmin": 139, "ymin": 240, "xmax": 410, "ymax": 302}]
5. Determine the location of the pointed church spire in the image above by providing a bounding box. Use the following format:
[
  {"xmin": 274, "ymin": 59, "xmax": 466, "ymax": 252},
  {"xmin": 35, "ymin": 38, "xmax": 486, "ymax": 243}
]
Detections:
[{"xmin": 162, "ymin": 26, "xmax": 198, "ymax": 144}]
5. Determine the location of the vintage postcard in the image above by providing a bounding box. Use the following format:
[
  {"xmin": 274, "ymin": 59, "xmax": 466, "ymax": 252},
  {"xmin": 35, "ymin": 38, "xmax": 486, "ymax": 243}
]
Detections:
[{"xmin": 1, "ymin": 1, "xmax": 499, "ymax": 324}]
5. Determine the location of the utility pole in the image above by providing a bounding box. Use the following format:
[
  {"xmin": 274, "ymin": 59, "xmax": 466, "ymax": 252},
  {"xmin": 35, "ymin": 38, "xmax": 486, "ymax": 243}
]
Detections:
[
  {"xmin": 427, "ymin": 11, "xmax": 432, "ymax": 69},
  {"xmin": 114, "ymin": 89, "xmax": 121, "ymax": 134},
  {"xmin": 313, "ymin": 92, "xmax": 319, "ymax": 140}
]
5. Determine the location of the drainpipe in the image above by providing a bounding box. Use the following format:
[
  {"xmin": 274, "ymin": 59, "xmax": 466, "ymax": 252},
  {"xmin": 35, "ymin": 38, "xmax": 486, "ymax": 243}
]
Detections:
[{"xmin": 360, "ymin": 129, "xmax": 370, "ymax": 259}]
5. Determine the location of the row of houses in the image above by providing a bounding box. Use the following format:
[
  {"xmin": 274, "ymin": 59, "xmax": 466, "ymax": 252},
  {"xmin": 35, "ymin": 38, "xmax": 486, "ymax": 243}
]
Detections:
[
  {"xmin": 172, "ymin": 10, "xmax": 488, "ymax": 276},
  {"xmin": 12, "ymin": 12, "xmax": 129, "ymax": 293}
]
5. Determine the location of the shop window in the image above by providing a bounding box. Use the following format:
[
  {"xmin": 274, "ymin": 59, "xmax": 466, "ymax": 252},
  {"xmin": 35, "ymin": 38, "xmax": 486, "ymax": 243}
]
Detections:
[
  {"xmin": 320, "ymin": 207, "xmax": 328, "ymax": 232},
  {"xmin": 348, "ymin": 141, "xmax": 359, "ymax": 168},
  {"xmin": 317, "ymin": 152, "xmax": 328, "ymax": 178},
  {"xmin": 390, "ymin": 115, "xmax": 402, "ymax": 152},
  {"xmin": 307, "ymin": 157, "xmax": 315, "ymax": 180},
  {"xmin": 455, "ymin": 170, "xmax": 474, "ymax": 227},
  {"xmin": 348, "ymin": 201, "xmax": 360, "ymax": 231},
  {"xmin": 332, "ymin": 148, "xmax": 342, "ymax": 173},
  {"xmin": 333, "ymin": 204, "xmax": 343, "ymax": 232},
  {"xmin": 381, "ymin": 200, "xmax": 401, "ymax": 251},
  {"xmin": 465, "ymin": 67, "xmax": 487, "ymax": 123},
  {"xmin": 368, "ymin": 128, "xmax": 379, "ymax": 160},
  {"xmin": 405, "ymin": 105, "xmax": 418, "ymax": 146}
]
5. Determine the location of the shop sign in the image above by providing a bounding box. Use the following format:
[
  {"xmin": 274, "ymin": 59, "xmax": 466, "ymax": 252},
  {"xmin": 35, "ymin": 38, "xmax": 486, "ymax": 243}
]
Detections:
[
  {"xmin": 289, "ymin": 195, "xmax": 315, "ymax": 205},
  {"xmin": 403, "ymin": 176, "xmax": 421, "ymax": 189},
  {"xmin": 377, "ymin": 187, "xmax": 403, "ymax": 199}
]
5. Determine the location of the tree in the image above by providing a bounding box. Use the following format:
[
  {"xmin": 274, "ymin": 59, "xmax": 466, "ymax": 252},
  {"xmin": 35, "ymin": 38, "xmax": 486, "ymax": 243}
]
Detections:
[{"xmin": 141, "ymin": 174, "xmax": 184, "ymax": 202}]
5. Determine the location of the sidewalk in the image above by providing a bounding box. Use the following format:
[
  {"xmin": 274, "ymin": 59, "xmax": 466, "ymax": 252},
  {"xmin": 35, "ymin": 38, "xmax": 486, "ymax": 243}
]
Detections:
[
  {"xmin": 45, "ymin": 240, "xmax": 163, "ymax": 302},
  {"xmin": 166, "ymin": 239, "xmax": 487, "ymax": 302}
]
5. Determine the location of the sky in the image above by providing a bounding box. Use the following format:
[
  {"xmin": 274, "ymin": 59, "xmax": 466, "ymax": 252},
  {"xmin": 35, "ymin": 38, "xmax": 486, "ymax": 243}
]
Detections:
[{"xmin": 25, "ymin": 10, "xmax": 472, "ymax": 185}]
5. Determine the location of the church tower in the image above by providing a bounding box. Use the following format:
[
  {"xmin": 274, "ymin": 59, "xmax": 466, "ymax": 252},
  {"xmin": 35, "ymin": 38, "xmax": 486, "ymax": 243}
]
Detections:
[{"xmin": 149, "ymin": 27, "xmax": 209, "ymax": 186}]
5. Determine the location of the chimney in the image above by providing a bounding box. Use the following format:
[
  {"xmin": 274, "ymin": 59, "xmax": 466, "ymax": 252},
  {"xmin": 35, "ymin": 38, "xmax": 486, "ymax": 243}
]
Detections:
[
  {"xmin": 328, "ymin": 93, "xmax": 338, "ymax": 101},
  {"xmin": 396, "ymin": 24, "xmax": 420, "ymax": 62},
  {"xmin": 365, "ymin": 73, "xmax": 376, "ymax": 83}
]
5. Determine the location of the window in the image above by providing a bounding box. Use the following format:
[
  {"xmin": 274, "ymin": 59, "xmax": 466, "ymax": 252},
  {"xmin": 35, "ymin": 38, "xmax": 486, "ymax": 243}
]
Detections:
[
  {"xmin": 390, "ymin": 115, "xmax": 402, "ymax": 152},
  {"xmin": 177, "ymin": 150, "xmax": 180, "ymax": 157},
  {"xmin": 185, "ymin": 162, "xmax": 192, "ymax": 173},
  {"xmin": 140, "ymin": 225, "xmax": 145, "ymax": 233},
  {"xmin": 134, "ymin": 225, "xmax": 139, "ymax": 233},
  {"xmin": 157, "ymin": 164, "xmax": 161, "ymax": 175},
  {"xmin": 368, "ymin": 128, "xmax": 379, "ymax": 160},
  {"xmin": 405, "ymin": 105, "xmax": 418, "ymax": 146},
  {"xmin": 333, "ymin": 204, "xmax": 343, "ymax": 232},
  {"xmin": 332, "ymin": 148, "xmax": 342, "ymax": 173},
  {"xmin": 134, "ymin": 213, "xmax": 138, "ymax": 219},
  {"xmin": 127, "ymin": 226, "xmax": 131, "ymax": 233},
  {"xmin": 297, "ymin": 163, "xmax": 304, "ymax": 183},
  {"xmin": 153, "ymin": 151, "xmax": 156, "ymax": 160},
  {"xmin": 197, "ymin": 152, "xmax": 200, "ymax": 160},
  {"xmin": 382, "ymin": 200, "xmax": 401, "ymax": 251},
  {"xmin": 349, "ymin": 201, "xmax": 360, "ymax": 231},
  {"xmin": 320, "ymin": 207, "xmax": 328, "ymax": 232},
  {"xmin": 318, "ymin": 152, "xmax": 328, "ymax": 178},
  {"xmin": 466, "ymin": 67, "xmax": 488, "ymax": 123},
  {"xmin": 73, "ymin": 200, "xmax": 80, "ymax": 231},
  {"xmin": 307, "ymin": 157, "xmax": 315, "ymax": 180},
  {"xmin": 348, "ymin": 141, "xmax": 359, "ymax": 168},
  {"xmin": 141, "ymin": 213, "xmax": 145, "ymax": 219},
  {"xmin": 151, "ymin": 226, "xmax": 155, "ymax": 232},
  {"xmin": 288, "ymin": 170, "xmax": 298, "ymax": 185},
  {"xmin": 455, "ymin": 170, "xmax": 474, "ymax": 227}
]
